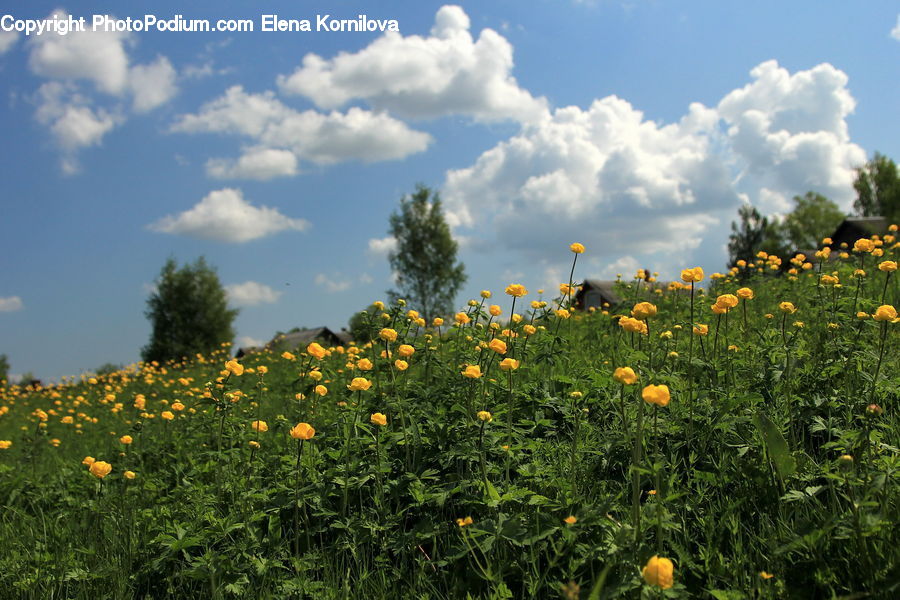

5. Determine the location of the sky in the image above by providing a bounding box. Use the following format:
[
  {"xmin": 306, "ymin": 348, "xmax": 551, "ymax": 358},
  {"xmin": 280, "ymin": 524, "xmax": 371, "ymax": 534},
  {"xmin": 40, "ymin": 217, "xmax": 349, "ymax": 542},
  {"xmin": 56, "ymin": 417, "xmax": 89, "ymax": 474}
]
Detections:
[{"xmin": 1, "ymin": 1, "xmax": 898, "ymax": 381}]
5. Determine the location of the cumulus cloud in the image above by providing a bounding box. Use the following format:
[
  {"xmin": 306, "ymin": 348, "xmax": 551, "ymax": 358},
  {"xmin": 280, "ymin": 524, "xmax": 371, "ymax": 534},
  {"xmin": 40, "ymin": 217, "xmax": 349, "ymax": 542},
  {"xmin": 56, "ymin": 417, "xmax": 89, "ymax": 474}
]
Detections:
[
  {"xmin": 129, "ymin": 56, "xmax": 178, "ymax": 112},
  {"xmin": 892, "ymin": 15, "xmax": 900, "ymax": 41},
  {"xmin": 717, "ymin": 60, "xmax": 866, "ymax": 209},
  {"xmin": 0, "ymin": 31, "xmax": 18, "ymax": 54},
  {"xmin": 0, "ymin": 296, "xmax": 24, "ymax": 312},
  {"xmin": 367, "ymin": 236, "xmax": 397, "ymax": 256},
  {"xmin": 25, "ymin": 11, "xmax": 178, "ymax": 171},
  {"xmin": 172, "ymin": 86, "xmax": 432, "ymax": 167},
  {"xmin": 34, "ymin": 82, "xmax": 121, "ymax": 172},
  {"xmin": 28, "ymin": 12, "xmax": 131, "ymax": 94},
  {"xmin": 442, "ymin": 60, "xmax": 865, "ymax": 277},
  {"xmin": 278, "ymin": 5, "xmax": 546, "ymax": 123},
  {"xmin": 225, "ymin": 281, "xmax": 283, "ymax": 307},
  {"xmin": 314, "ymin": 273, "xmax": 352, "ymax": 293},
  {"xmin": 148, "ymin": 188, "xmax": 310, "ymax": 243},
  {"xmin": 443, "ymin": 96, "xmax": 734, "ymax": 262},
  {"xmin": 206, "ymin": 147, "xmax": 298, "ymax": 180}
]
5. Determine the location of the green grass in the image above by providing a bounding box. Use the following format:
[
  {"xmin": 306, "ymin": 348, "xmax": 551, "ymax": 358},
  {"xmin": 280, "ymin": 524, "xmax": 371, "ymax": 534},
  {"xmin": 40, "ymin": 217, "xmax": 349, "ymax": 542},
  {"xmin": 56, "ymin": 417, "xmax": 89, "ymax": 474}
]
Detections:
[{"xmin": 0, "ymin": 244, "xmax": 897, "ymax": 599}]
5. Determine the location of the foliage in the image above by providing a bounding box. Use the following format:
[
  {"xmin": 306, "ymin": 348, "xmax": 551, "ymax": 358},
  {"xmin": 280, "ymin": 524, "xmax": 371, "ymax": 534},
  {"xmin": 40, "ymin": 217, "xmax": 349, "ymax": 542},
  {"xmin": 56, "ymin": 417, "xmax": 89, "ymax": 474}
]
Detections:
[
  {"xmin": 854, "ymin": 152, "xmax": 900, "ymax": 223},
  {"xmin": 387, "ymin": 184, "xmax": 467, "ymax": 321},
  {"xmin": 0, "ymin": 235, "xmax": 898, "ymax": 598},
  {"xmin": 0, "ymin": 354, "xmax": 8, "ymax": 385},
  {"xmin": 142, "ymin": 257, "xmax": 238, "ymax": 364},
  {"xmin": 781, "ymin": 191, "xmax": 845, "ymax": 250},
  {"xmin": 727, "ymin": 204, "xmax": 786, "ymax": 266}
]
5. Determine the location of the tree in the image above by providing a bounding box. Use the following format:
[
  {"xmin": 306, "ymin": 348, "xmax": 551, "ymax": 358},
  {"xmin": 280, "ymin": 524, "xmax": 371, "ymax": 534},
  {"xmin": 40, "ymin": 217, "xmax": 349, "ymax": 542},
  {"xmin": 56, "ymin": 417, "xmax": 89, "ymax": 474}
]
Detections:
[
  {"xmin": 854, "ymin": 152, "xmax": 900, "ymax": 223},
  {"xmin": 142, "ymin": 257, "xmax": 238, "ymax": 364},
  {"xmin": 781, "ymin": 192, "xmax": 845, "ymax": 250},
  {"xmin": 387, "ymin": 184, "xmax": 467, "ymax": 321},
  {"xmin": 0, "ymin": 354, "xmax": 8, "ymax": 386},
  {"xmin": 727, "ymin": 204, "xmax": 787, "ymax": 267}
]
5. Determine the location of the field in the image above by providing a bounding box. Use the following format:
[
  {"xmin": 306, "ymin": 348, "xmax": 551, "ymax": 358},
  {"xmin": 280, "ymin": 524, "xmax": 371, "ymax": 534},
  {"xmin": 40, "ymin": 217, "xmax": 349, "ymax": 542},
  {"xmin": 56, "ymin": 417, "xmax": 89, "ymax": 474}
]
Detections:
[{"xmin": 0, "ymin": 238, "xmax": 897, "ymax": 599}]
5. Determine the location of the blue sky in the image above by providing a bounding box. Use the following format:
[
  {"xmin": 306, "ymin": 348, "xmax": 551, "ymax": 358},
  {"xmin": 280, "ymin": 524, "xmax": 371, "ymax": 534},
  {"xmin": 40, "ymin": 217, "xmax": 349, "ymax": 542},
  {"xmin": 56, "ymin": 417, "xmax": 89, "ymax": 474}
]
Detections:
[{"xmin": 1, "ymin": 1, "xmax": 898, "ymax": 381}]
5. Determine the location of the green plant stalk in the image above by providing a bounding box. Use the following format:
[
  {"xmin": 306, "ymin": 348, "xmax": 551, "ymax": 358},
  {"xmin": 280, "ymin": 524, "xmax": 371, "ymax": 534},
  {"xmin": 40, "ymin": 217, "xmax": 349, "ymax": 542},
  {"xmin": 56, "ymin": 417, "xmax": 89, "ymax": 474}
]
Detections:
[{"xmin": 631, "ymin": 389, "xmax": 645, "ymax": 545}]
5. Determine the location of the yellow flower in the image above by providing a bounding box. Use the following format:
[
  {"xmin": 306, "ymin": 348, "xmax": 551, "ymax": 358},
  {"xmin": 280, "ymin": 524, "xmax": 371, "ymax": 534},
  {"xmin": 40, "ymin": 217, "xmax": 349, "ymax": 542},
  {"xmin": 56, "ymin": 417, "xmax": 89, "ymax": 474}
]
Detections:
[
  {"xmin": 715, "ymin": 294, "xmax": 738, "ymax": 310},
  {"xmin": 124, "ymin": 470, "xmax": 136, "ymax": 480},
  {"xmin": 356, "ymin": 358, "xmax": 374, "ymax": 371},
  {"xmin": 564, "ymin": 515, "xmax": 578, "ymax": 525},
  {"xmin": 161, "ymin": 411, "xmax": 175, "ymax": 421},
  {"xmin": 171, "ymin": 401, "xmax": 185, "ymax": 411},
  {"xmin": 820, "ymin": 274, "xmax": 839, "ymax": 286},
  {"xmin": 879, "ymin": 260, "xmax": 897, "ymax": 272},
  {"xmin": 461, "ymin": 365, "xmax": 483, "ymax": 379},
  {"xmin": 394, "ymin": 359, "xmax": 409, "ymax": 371},
  {"xmin": 373, "ymin": 301, "xmax": 385, "ymax": 310},
  {"xmin": 225, "ymin": 360, "xmax": 244, "ymax": 376},
  {"xmin": 347, "ymin": 377, "xmax": 372, "ymax": 391},
  {"xmin": 290, "ymin": 422, "xmax": 316, "ymax": 440},
  {"xmin": 779, "ymin": 302, "xmax": 797, "ymax": 314},
  {"xmin": 613, "ymin": 367, "xmax": 638, "ymax": 385},
  {"xmin": 523, "ymin": 324, "xmax": 537, "ymax": 336},
  {"xmin": 282, "ymin": 351, "xmax": 296, "ymax": 360},
  {"xmin": 488, "ymin": 338, "xmax": 508, "ymax": 354},
  {"xmin": 432, "ymin": 317, "xmax": 444, "ymax": 326},
  {"xmin": 759, "ymin": 571, "xmax": 775, "ymax": 580},
  {"xmin": 642, "ymin": 555, "xmax": 674, "ymax": 589},
  {"xmin": 505, "ymin": 284, "xmax": 528, "ymax": 297},
  {"xmin": 379, "ymin": 328, "xmax": 398, "ymax": 342},
  {"xmin": 642, "ymin": 384, "xmax": 671, "ymax": 407},
  {"xmin": 489, "ymin": 304, "xmax": 502, "ymax": 316},
  {"xmin": 692, "ymin": 324, "xmax": 709, "ymax": 336},
  {"xmin": 257, "ymin": 365, "xmax": 268, "ymax": 375},
  {"xmin": 680, "ymin": 267, "xmax": 704, "ymax": 283},
  {"xmin": 119, "ymin": 435, "xmax": 133, "ymax": 445},
  {"xmin": 873, "ymin": 305, "xmax": 897, "ymax": 322},
  {"xmin": 82, "ymin": 456, "xmax": 96, "ymax": 466},
  {"xmin": 456, "ymin": 516, "xmax": 473, "ymax": 527},
  {"xmin": 251, "ymin": 420, "xmax": 268, "ymax": 433},
  {"xmin": 480, "ymin": 290, "xmax": 492, "ymax": 298},
  {"xmin": 570, "ymin": 242, "xmax": 585, "ymax": 254},
  {"xmin": 249, "ymin": 440, "xmax": 261, "ymax": 449},
  {"xmin": 853, "ymin": 238, "xmax": 874, "ymax": 253},
  {"xmin": 369, "ymin": 412, "xmax": 388, "ymax": 427},
  {"xmin": 455, "ymin": 312, "xmax": 471, "ymax": 325},
  {"xmin": 477, "ymin": 410, "xmax": 492, "ymax": 422},
  {"xmin": 397, "ymin": 344, "xmax": 415, "ymax": 357},
  {"xmin": 631, "ymin": 302, "xmax": 658, "ymax": 320},
  {"xmin": 619, "ymin": 316, "xmax": 647, "ymax": 334},
  {"xmin": 0, "ymin": 441, "xmax": 12, "ymax": 450},
  {"xmin": 89, "ymin": 461, "xmax": 112, "ymax": 479},
  {"xmin": 314, "ymin": 385, "xmax": 328, "ymax": 397},
  {"xmin": 307, "ymin": 342, "xmax": 327, "ymax": 360},
  {"xmin": 499, "ymin": 358, "xmax": 520, "ymax": 371}
]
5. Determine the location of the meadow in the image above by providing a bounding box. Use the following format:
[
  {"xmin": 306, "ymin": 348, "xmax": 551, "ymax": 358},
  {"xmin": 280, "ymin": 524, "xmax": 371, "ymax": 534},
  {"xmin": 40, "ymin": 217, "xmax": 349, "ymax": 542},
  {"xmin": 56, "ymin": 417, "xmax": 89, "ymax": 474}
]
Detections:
[{"xmin": 0, "ymin": 235, "xmax": 897, "ymax": 599}]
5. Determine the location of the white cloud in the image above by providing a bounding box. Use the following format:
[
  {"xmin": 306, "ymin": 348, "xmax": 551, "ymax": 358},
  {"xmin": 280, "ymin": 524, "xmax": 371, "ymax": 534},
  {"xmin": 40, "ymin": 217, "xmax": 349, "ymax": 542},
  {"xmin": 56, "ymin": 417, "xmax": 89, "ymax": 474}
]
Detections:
[
  {"xmin": 129, "ymin": 55, "xmax": 178, "ymax": 112},
  {"xmin": 28, "ymin": 11, "xmax": 131, "ymax": 94},
  {"xmin": 0, "ymin": 31, "xmax": 18, "ymax": 54},
  {"xmin": 225, "ymin": 281, "xmax": 283, "ymax": 307},
  {"xmin": 892, "ymin": 15, "xmax": 900, "ymax": 41},
  {"xmin": 148, "ymin": 188, "xmax": 310, "ymax": 243},
  {"xmin": 206, "ymin": 147, "xmax": 298, "ymax": 180},
  {"xmin": 34, "ymin": 82, "xmax": 121, "ymax": 172},
  {"xmin": 442, "ymin": 60, "xmax": 865, "ymax": 275},
  {"xmin": 314, "ymin": 273, "xmax": 352, "ymax": 293},
  {"xmin": 173, "ymin": 85, "xmax": 431, "ymax": 167},
  {"xmin": 717, "ymin": 60, "xmax": 866, "ymax": 209},
  {"xmin": 359, "ymin": 273, "xmax": 374, "ymax": 284},
  {"xmin": 367, "ymin": 236, "xmax": 397, "ymax": 256},
  {"xmin": 278, "ymin": 5, "xmax": 547, "ymax": 123},
  {"xmin": 237, "ymin": 335, "xmax": 265, "ymax": 348},
  {"xmin": 25, "ymin": 11, "xmax": 179, "ymax": 172},
  {"xmin": 0, "ymin": 296, "xmax": 24, "ymax": 312}
]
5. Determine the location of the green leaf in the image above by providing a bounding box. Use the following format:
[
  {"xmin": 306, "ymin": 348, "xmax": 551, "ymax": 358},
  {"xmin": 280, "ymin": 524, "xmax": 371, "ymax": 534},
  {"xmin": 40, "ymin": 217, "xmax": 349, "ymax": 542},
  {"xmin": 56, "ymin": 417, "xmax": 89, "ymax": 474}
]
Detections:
[{"xmin": 753, "ymin": 412, "xmax": 796, "ymax": 480}]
